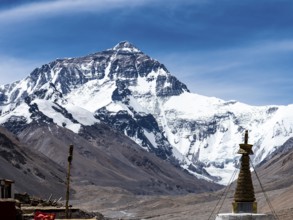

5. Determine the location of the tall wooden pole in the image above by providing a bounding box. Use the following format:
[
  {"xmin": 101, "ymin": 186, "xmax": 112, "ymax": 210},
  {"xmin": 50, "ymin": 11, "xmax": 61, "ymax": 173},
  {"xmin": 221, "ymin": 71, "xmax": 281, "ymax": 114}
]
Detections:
[{"xmin": 65, "ymin": 145, "xmax": 73, "ymax": 219}]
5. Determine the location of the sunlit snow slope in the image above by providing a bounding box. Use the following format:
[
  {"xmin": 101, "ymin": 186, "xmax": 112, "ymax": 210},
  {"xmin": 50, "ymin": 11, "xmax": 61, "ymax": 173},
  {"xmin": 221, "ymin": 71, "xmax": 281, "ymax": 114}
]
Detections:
[{"xmin": 1, "ymin": 41, "xmax": 293, "ymax": 184}]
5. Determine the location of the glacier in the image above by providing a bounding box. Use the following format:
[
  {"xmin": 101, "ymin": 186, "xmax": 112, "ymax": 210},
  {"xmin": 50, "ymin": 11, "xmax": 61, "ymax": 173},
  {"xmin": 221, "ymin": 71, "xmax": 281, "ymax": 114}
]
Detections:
[{"xmin": 1, "ymin": 41, "xmax": 293, "ymax": 185}]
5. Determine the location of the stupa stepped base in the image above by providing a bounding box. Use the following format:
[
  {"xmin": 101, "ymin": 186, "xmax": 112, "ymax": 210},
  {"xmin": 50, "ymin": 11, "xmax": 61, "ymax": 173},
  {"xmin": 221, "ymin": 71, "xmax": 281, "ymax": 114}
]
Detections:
[{"xmin": 215, "ymin": 213, "xmax": 274, "ymax": 220}]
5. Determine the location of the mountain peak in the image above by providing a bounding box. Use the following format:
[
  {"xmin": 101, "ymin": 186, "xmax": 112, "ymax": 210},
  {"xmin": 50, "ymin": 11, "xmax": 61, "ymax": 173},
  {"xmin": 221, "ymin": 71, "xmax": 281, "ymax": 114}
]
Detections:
[{"xmin": 112, "ymin": 41, "xmax": 141, "ymax": 53}]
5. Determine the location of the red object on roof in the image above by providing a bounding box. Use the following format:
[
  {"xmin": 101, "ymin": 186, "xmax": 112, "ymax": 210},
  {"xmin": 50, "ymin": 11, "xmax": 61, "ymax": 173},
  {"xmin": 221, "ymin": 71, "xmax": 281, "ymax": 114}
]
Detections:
[{"xmin": 34, "ymin": 211, "xmax": 56, "ymax": 220}]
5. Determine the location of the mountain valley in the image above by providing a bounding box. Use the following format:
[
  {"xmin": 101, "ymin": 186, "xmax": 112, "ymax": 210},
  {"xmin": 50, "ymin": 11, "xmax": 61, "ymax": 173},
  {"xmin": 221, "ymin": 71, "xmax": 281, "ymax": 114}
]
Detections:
[{"xmin": 0, "ymin": 41, "xmax": 293, "ymax": 219}]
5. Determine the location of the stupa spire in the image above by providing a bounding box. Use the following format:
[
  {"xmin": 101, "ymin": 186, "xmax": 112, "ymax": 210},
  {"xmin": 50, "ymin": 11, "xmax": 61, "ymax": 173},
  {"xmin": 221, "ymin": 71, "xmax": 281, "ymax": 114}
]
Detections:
[
  {"xmin": 233, "ymin": 130, "xmax": 257, "ymax": 213},
  {"xmin": 215, "ymin": 130, "xmax": 274, "ymax": 219}
]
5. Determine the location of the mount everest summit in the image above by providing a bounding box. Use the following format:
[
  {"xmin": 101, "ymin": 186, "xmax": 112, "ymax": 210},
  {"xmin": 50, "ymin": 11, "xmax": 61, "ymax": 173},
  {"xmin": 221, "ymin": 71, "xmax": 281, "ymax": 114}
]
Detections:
[{"xmin": 1, "ymin": 41, "xmax": 293, "ymax": 185}]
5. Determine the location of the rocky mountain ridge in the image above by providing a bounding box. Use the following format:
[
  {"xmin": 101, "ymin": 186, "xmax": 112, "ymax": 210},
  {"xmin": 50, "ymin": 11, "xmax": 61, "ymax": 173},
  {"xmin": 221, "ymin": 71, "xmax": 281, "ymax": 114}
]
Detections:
[{"xmin": 1, "ymin": 41, "xmax": 293, "ymax": 184}]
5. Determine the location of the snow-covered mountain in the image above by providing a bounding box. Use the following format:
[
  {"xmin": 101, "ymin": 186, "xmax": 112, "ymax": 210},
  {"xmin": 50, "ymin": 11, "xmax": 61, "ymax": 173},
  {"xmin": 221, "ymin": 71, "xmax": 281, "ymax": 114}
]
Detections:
[{"xmin": 1, "ymin": 41, "xmax": 293, "ymax": 184}]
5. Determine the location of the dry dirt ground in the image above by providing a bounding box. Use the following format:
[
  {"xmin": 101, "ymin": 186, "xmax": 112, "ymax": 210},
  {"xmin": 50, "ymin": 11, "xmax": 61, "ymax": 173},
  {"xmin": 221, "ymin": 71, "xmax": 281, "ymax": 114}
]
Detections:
[{"xmin": 71, "ymin": 184, "xmax": 293, "ymax": 220}]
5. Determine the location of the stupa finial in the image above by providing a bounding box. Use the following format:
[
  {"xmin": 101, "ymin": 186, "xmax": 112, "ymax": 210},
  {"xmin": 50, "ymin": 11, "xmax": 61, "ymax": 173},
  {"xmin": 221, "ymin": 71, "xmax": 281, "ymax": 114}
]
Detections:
[{"xmin": 244, "ymin": 130, "xmax": 248, "ymax": 144}]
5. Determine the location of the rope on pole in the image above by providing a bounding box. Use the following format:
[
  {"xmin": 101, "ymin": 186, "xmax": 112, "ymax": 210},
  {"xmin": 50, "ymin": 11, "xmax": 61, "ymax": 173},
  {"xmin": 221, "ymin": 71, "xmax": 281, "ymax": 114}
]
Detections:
[
  {"xmin": 216, "ymin": 168, "xmax": 238, "ymax": 215},
  {"xmin": 251, "ymin": 162, "xmax": 279, "ymax": 220},
  {"xmin": 208, "ymin": 168, "xmax": 238, "ymax": 220}
]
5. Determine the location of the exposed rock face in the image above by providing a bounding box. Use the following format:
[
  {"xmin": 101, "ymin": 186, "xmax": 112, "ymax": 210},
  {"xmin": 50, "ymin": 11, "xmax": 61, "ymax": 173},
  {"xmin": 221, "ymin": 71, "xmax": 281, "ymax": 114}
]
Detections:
[
  {"xmin": 0, "ymin": 41, "xmax": 188, "ymax": 106},
  {"xmin": 95, "ymin": 107, "xmax": 173, "ymax": 160},
  {"xmin": 1, "ymin": 41, "xmax": 293, "ymax": 184}
]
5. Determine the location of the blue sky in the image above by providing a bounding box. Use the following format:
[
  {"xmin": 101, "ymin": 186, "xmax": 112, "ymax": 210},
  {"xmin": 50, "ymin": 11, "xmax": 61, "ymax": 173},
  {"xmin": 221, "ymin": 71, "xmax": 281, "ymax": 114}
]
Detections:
[{"xmin": 0, "ymin": 0, "xmax": 293, "ymax": 105}]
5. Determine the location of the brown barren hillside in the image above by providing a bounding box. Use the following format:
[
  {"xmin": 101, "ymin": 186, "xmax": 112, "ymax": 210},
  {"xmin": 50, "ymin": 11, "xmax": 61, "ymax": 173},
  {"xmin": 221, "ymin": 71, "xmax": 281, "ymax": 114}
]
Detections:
[{"xmin": 72, "ymin": 138, "xmax": 293, "ymax": 220}]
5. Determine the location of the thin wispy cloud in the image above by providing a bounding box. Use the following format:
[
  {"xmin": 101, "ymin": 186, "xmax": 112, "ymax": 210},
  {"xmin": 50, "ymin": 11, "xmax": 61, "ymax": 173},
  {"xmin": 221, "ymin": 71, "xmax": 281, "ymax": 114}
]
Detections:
[
  {"xmin": 159, "ymin": 39, "xmax": 293, "ymax": 76},
  {"xmin": 0, "ymin": 0, "xmax": 203, "ymax": 23},
  {"xmin": 0, "ymin": 0, "xmax": 147, "ymax": 22},
  {"xmin": 157, "ymin": 39, "xmax": 293, "ymax": 105}
]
